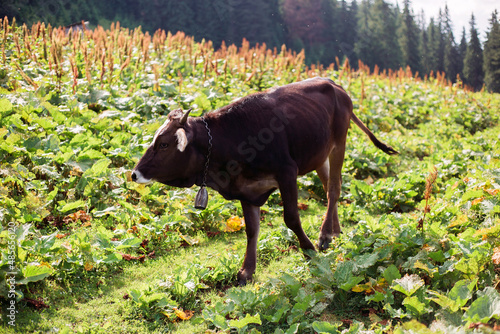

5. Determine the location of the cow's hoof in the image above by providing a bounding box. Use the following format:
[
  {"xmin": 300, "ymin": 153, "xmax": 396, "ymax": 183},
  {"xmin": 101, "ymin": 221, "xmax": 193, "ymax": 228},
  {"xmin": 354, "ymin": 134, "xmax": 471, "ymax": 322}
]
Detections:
[
  {"xmin": 237, "ymin": 269, "xmax": 252, "ymax": 286},
  {"xmin": 317, "ymin": 233, "xmax": 340, "ymax": 251},
  {"xmin": 317, "ymin": 238, "xmax": 331, "ymax": 251}
]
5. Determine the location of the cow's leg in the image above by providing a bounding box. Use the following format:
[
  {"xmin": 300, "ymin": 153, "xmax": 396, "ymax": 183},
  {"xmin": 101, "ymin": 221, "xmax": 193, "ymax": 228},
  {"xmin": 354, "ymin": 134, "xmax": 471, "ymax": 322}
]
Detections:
[
  {"xmin": 278, "ymin": 170, "xmax": 316, "ymax": 252},
  {"xmin": 316, "ymin": 159, "xmax": 330, "ymax": 193},
  {"xmin": 318, "ymin": 140, "xmax": 346, "ymax": 250},
  {"xmin": 237, "ymin": 201, "xmax": 261, "ymax": 285}
]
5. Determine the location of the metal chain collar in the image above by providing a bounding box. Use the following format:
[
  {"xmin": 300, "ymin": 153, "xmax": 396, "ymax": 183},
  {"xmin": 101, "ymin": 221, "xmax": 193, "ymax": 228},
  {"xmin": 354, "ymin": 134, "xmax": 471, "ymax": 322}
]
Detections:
[{"xmin": 200, "ymin": 117, "xmax": 212, "ymax": 187}]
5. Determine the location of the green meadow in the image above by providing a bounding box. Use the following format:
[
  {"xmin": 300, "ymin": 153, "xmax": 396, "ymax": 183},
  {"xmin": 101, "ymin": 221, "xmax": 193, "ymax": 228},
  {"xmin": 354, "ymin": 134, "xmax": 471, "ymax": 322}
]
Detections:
[{"xmin": 1, "ymin": 20, "xmax": 500, "ymax": 333}]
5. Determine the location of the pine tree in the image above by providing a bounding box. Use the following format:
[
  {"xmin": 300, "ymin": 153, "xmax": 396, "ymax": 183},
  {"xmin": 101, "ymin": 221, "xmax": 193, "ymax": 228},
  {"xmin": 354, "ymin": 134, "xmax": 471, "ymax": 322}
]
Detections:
[
  {"xmin": 281, "ymin": 0, "xmax": 331, "ymax": 64},
  {"xmin": 442, "ymin": 6, "xmax": 462, "ymax": 82},
  {"xmin": 0, "ymin": 0, "xmax": 19, "ymax": 21},
  {"xmin": 399, "ymin": 0, "xmax": 421, "ymax": 73},
  {"xmin": 337, "ymin": 0, "xmax": 358, "ymax": 67},
  {"xmin": 444, "ymin": 31, "xmax": 462, "ymax": 82},
  {"xmin": 463, "ymin": 14, "xmax": 484, "ymax": 90},
  {"xmin": 356, "ymin": 0, "xmax": 401, "ymax": 70},
  {"xmin": 347, "ymin": 0, "xmax": 359, "ymax": 67},
  {"xmin": 483, "ymin": 10, "xmax": 500, "ymax": 93},
  {"xmin": 315, "ymin": 0, "xmax": 339, "ymax": 65},
  {"xmin": 374, "ymin": 0, "xmax": 402, "ymax": 69},
  {"xmin": 425, "ymin": 18, "xmax": 440, "ymax": 75},
  {"xmin": 458, "ymin": 27, "xmax": 468, "ymax": 80},
  {"xmin": 420, "ymin": 28, "xmax": 430, "ymax": 75},
  {"xmin": 226, "ymin": 0, "xmax": 283, "ymax": 48},
  {"xmin": 141, "ymin": 0, "xmax": 195, "ymax": 36},
  {"xmin": 355, "ymin": 0, "xmax": 376, "ymax": 68},
  {"xmin": 191, "ymin": 0, "xmax": 230, "ymax": 47},
  {"xmin": 435, "ymin": 9, "xmax": 446, "ymax": 73}
]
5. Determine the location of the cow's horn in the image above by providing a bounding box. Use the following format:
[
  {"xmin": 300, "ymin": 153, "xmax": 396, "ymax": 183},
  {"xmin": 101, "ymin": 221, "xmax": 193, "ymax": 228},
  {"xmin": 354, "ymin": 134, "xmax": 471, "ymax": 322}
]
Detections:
[{"xmin": 180, "ymin": 108, "xmax": 192, "ymax": 125}]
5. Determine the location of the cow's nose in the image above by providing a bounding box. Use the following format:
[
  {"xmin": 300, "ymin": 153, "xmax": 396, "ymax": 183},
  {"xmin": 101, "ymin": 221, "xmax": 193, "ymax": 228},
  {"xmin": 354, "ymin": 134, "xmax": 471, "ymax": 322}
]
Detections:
[{"xmin": 131, "ymin": 171, "xmax": 137, "ymax": 182}]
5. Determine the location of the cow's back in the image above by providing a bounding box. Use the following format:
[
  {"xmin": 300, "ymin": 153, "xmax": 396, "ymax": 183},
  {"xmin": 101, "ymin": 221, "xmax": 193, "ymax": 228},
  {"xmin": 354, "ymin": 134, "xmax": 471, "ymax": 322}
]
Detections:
[
  {"xmin": 267, "ymin": 78, "xmax": 350, "ymax": 174},
  {"xmin": 207, "ymin": 78, "xmax": 350, "ymax": 175}
]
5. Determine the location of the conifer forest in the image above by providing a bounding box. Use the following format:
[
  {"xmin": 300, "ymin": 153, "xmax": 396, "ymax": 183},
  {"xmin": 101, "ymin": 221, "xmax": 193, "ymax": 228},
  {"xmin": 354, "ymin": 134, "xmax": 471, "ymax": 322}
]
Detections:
[{"xmin": 2, "ymin": 0, "xmax": 500, "ymax": 92}]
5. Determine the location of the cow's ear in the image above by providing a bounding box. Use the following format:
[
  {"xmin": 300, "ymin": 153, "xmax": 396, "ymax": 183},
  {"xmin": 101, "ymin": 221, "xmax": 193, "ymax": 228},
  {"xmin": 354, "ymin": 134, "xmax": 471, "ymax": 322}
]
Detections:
[{"xmin": 175, "ymin": 128, "xmax": 190, "ymax": 152}]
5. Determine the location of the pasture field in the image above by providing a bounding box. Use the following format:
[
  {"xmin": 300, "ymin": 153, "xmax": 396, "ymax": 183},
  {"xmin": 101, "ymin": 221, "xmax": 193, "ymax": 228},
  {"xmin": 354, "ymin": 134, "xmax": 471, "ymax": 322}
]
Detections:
[{"xmin": 1, "ymin": 20, "xmax": 500, "ymax": 333}]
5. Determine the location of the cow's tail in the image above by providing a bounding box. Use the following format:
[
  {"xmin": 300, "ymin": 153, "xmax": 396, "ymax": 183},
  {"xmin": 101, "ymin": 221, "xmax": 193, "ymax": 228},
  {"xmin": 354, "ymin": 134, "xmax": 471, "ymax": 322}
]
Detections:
[{"xmin": 350, "ymin": 112, "xmax": 399, "ymax": 155}]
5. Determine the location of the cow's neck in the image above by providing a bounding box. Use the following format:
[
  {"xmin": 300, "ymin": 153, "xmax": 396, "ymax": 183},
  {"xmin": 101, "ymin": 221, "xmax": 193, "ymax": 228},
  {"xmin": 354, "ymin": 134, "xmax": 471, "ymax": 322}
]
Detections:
[
  {"xmin": 192, "ymin": 116, "xmax": 213, "ymax": 209},
  {"xmin": 199, "ymin": 116, "xmax": 212, "ymax": 186}
]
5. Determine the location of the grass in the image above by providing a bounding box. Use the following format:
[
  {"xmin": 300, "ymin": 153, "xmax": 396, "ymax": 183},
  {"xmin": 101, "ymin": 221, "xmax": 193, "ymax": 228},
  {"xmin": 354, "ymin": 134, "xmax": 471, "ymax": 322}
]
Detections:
[{"xmin": 6, "ymin": 198, "xmax": 328, "ymax": 333}]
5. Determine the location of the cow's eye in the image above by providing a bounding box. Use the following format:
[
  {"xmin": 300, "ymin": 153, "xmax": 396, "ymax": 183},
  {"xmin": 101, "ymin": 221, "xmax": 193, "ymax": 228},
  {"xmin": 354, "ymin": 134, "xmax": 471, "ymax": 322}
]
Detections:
[{"xmin": 159, "ymin": 143, "xmax": 168, "ymax": 150}]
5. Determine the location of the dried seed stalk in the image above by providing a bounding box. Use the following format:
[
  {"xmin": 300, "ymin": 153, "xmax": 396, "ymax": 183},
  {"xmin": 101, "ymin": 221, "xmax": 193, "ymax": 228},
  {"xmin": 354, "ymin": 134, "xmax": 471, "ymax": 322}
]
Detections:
[{"xmin": 417, "ymin": 167, "xmax": 438, "ymax": 232}]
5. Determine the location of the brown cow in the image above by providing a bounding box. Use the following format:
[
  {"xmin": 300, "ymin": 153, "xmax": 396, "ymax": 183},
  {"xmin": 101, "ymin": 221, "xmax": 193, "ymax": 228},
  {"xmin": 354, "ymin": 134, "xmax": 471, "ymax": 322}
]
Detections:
[{"xmin": 131, "ymin": 78, "xmax": 397, "ymax": 284}]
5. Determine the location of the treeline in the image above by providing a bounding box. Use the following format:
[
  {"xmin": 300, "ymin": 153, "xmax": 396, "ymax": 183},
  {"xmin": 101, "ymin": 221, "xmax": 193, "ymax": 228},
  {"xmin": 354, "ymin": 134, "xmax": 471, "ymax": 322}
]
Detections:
[{"xmin": 2, "ymin": 0, "xmax": 499, "ymax": 92}]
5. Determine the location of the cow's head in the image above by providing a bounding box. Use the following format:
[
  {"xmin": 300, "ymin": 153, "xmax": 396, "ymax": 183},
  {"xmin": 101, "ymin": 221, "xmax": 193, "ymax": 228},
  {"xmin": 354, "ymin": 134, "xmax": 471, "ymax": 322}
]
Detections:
[{"xmin": 131, "ymin": 108, "xmax": 203, "ymax": 187}]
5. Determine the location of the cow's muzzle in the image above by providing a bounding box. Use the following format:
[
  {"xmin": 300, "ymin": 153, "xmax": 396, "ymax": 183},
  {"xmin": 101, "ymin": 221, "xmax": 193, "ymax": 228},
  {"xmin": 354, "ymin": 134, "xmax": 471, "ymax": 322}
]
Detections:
[{"xmin": 131, "ymin": 170, "xmax": 152, "ymax": 184}]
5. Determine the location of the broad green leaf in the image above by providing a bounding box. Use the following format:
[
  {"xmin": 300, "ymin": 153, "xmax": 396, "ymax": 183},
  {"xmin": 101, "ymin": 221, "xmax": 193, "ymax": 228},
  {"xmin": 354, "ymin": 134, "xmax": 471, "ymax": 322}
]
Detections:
[
  {"xmin": 194, "ymin": 93, "xmax": 211, "ymax": 111},
  {"xmin": 263, "ymin": 304, "xmax": 290, "ymax": 323},
  {"xmin": 480, "ymin": 200, "xmax": 500, "ymax": 214},
  {"xmin": 228, "ymin": 313, "xmax": 261, "ymax": 329},
  {"xmin": 285, "ymin": 323, "xmax": 300, "ymax": 334},
  {"xmin": 99, "ymin": 110, "xmax": 122, "ymax": 119},
  {"xmin": 403, "ymin": 295, "xmax": 428, "ymax": 316},
  {"xmin": 312, "ymin": 320, "xmax": 341, "ymax": 334},
  {"xmin": 77, "ymin": 149, "xmax": 106, "ymax": 162},
  {"xmin": 128, "ymin": 289, "xmax": 142, "ymax": 303},
  {"xmin": 333, "ymin": 261, "xmax": 354, "ymax": 283},
  {"xmin": 461, "ymin": 190, "xmax": 485, "ymax": 203},
  {"xmin": 160, "ymin": 84, "xmax": 178, "ymax": 97},
  {"xmin": 353, "ymin": 251, "xmax": 379, "ymax": 270},
  {"xmin": 42, "ymin": 134, "xmax": 60, "ymax": 151},
  {"xmin": 39, "ymin": 233, "xmax": 56, "ymax": 253},
  {"xmin": 113, "ymin": 237, "xmax": 142, "ymax": 249},
  {"xmin": 34, "ymin": 117, "xmax": 57, "ymax": 130},
  {"xmin": 184, "ymin": 280, "xmax": 196, "ymax": 292},
  {"xmin": 365, "ymin": 291, "xmax": 385, "ymax": 303},
  {"xmin": 82, "ymin": 158, "xmax": 110, "ymax": 177},
  {"xmin": 391, "ymin": 274, "xmax": 424, "ymax": 297},
  {"xmin": 311, "ymin": 301, "xmax": 329, "ymax": 315},
  {"xmin": 46, "ymin": 187, "xmax": 59, "ymax": 202},
  {"xmin": 58, "ymin": 200, "xmax": 86, "ymax": 213},
  {"xmin": 384, "ymin": 302, "xmax": 409, "ymax": 319},
  {"xmin": 339, "ymin": 275, "xmax": 364, "ymax": 291},
  {"xmin": 101, "ymin": 253, "xmax": 122, "ymax": 264},
  {"xmin": 93, "ymin": 206, "xmax": 119, "ymax": 217},
  {"xmin": 210, "ymin": 313, "xmax": 229, "ymax": 330},
  {"xmin": 464, "ymin": 287, "xmax": 500, "ymax": 323},
  {"xmin": 447, "ymin": 278, "xmax": 477, "ymax": 310},
  {"xmin": 0, "ymin": 127, "xmax": 7, "ymax": 139},
  {"xmin": 334, "ymin": 261, "xmax": 364, "ymax": 291},
  {"xmin": 0, "ymin": 98, "xmax": 13, "ymax": 113},
  {"xmin": 281, "ymin": 273, "xmax": 301, "ymax": 297},
  {"xmin": 94, "ymin": 232, "xmax": 113, "ymax": 249},
  {"xmin": 438, "ymin": 260, "xmax": 455, "ymax": 276},
  {"xmin": 383, "ymin": 264, "xmax": 401, "ymax": 284},
  {"xmin": 428, "ymin": 250, "xmax": 446, "ymax": 263},
  {"xmin": 427, "ymin": 291, "xmax": 456, "ymax": 311},
  {"xmin": 397, "ymin": 319, "xmax": 435, "ymax": 333},
  {"xmin": 454, "ymin": 254, "xmax": 480, "ymax": 275},
  {"xmin": 18, "ymin": 263, "xmax": 53, "ymax": 284},
  {"xmin": 15, "ymin": 224, "xmax": 32, "ymax": 242},
  {"xmin": 90, "ymin": 89, "xmax": 111, "ymax": 101}
]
